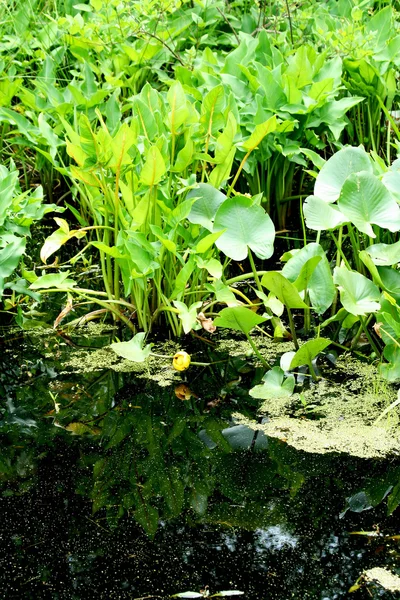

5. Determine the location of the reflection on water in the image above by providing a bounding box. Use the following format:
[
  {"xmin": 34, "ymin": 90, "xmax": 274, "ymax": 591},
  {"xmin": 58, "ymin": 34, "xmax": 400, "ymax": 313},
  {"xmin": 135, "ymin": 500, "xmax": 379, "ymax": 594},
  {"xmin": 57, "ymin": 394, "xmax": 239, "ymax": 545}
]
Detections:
[{"xmin": 0, "ymin": 329, "xmax": 399, "ymax": 599}]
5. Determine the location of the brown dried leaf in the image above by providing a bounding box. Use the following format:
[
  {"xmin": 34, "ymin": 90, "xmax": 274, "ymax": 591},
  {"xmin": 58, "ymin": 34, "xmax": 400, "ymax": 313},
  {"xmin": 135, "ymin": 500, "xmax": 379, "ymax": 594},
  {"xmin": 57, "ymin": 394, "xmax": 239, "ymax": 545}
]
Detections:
[
  {"xmin": 54, "ymin": 297, "xmax": 73, "ymax": 329},
  {"xmin": 197, "ymin": 312, "xmax": 216, "ymax": 333}
]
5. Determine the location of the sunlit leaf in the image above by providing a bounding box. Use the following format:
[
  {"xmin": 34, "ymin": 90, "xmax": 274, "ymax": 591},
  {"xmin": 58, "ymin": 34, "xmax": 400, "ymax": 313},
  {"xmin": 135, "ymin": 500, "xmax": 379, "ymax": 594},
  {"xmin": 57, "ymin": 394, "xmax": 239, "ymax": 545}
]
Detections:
[{"xmin": 110, "ymin": 333, "xmax": 152, "ymax": 362}]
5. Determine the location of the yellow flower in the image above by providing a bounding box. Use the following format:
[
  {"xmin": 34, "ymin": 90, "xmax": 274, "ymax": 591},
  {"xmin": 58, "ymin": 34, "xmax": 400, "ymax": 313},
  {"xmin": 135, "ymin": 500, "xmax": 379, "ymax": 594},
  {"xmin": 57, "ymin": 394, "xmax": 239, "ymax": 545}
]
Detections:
[{"xmin": 172, "ymin": 351, "xmax": 191, "ymax": 371}]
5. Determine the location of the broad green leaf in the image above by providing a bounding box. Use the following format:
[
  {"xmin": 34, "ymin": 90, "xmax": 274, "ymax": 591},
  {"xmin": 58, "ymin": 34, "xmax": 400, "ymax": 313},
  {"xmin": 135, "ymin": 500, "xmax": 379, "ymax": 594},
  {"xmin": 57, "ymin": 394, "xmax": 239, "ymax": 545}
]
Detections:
[
  {"xmin": 214, "ymin": 196, "xmax": 275, "ymax": 261},
  {"xmin": 289, "ymin": 338, "xmax": 331, "ymax": 370},
  {"xmin": 214, "ymin": 306, "xmax": 267, "ymax": 335},
  {"xmin": 0, "ymin": 170, "xmax": 19, "ymax": 226},
  {"xmin": 333, "ymin": 266, "xmax": 380, "ymax": 315},
  {"xmin": 282, "ymin": 243, "xmax": 335, "ymax": 314},
  {"xmin": 195, "ymin": 231, "xmax": 225, "ymax": 254},
  {"xmin": 30, "ymin": 272, "xmax": 76, "ymax": 290},
  {"xmin": 261, "ymin": 272, "xmax": 308, "ymax": 309},
  {"xmin": 187, "ymin": 184, "xmax": 226, "ymax": 231},
  {"xmin": 110, "ymin": 332, "xmax": 152, "ymax": 362},
  {"xmin": 140, "ymin": 146, "xmax": 166, "ymax": 186},
  {"xmin": 314, "ymin": 146, "xmax": 372, "ymax": 202},
  {"xmin": 249, "ymin": 367, "xmax": 295, "ymax": 400},
  {"xmin": 303, "ymin": 195, "xmax": 346, "ymax": 231},
  {"xmin": 379, "ymin": 345, "xmax": 400, "ymax": 382},
  {"xmin": 338, "ymin": 172, "xmax": 400, "ymax": 237},
  {"xmin": 242, "ymin": 115, "xmax": 278, "ymax": 151},
  {"xmin": 0, "ymin": 235, "xmax": 26, "ymax": 295},
  {"xmin": 197, "ymin": 257, "xmax": 223, "ymax": 279},
  {"xmin": 173, "ymin": 300, "xmax": 202, "ymax": 334},
  {"xmin": 365, "ymin": 240, "xmax": 400, "ymax": 266}
]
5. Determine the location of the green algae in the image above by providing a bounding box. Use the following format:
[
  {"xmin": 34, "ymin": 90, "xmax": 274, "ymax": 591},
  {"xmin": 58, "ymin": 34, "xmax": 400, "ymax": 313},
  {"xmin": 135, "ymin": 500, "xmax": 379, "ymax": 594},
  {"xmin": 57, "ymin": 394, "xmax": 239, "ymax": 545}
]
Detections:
[{"xmin": 232, "ymin": 354, "xmax": 400, "ymax": 459}]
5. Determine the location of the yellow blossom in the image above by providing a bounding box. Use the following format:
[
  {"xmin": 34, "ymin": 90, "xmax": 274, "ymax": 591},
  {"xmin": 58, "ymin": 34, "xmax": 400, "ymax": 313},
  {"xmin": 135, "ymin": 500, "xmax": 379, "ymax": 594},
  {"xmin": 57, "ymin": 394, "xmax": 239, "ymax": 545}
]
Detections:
[{"xmin": 172, "ymin": 351, "xmax": 191, "ymax": 371}]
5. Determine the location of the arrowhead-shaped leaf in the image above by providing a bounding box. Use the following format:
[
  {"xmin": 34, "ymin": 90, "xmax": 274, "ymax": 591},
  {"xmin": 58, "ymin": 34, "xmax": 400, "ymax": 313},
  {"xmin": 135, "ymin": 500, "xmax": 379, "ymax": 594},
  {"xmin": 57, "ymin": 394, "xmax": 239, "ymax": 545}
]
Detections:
[
  {"xmin": 110, "ymin": 332, "xmax": 152, "ymax": 362},
  {"xmin": 214, "ymin": 306, "xmax": 267, "ymax": 334}
]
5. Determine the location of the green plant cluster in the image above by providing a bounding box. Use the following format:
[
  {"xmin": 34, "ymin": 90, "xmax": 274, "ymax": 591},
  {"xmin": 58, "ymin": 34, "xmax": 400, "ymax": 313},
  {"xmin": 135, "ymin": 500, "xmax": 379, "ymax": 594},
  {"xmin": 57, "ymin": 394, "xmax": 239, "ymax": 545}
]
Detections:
[{"xmin": 0, "ymin": 0, "xmax": 400, "ymax": 381}]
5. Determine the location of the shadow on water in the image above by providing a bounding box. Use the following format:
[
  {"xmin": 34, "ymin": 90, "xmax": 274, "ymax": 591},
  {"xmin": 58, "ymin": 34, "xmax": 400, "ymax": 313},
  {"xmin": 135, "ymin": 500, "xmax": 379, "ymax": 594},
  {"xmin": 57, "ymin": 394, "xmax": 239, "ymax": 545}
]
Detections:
[{"xmin": 0, "ymin": 328, "xmax": 400, "ymax": 599}]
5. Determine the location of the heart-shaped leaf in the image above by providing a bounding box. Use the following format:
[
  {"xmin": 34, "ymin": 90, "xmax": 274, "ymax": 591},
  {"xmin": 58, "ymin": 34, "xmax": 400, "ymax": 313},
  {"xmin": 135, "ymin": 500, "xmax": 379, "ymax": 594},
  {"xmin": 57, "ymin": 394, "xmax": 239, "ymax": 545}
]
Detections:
[
  {"xmin": 187, "ymin": 183, "xmax": 227, "ymax": 231},
  {"xmin": 314, "ymin": 146, "xmax": 372, "ymax": 202},
  {"xmin": 110, "ymin": 332, "xmax": 152, "ymax": 362},
  {"xmin": 249, "ymin": 366, "xmax": 295, "ymax": 399},
  {"xmin": 282, "ymin": 243, "xmax": 335, "ymax": 314},
  {"xmin": 303, "ymin": 195, "xmax": 347, "ymax": 231},
  {"xmin": 214, "ymin": 306, "xmax": 267, "ymax": 334},
  {"xmin": 261, "ymin": 272, "xmax": 308, "ymax": 309},
  {"xmin": 289, "ymin": 338, "xmax": 331, "ymax": 370},
  {"xmin": 337, "ymin": 172, "xmax": 400, "ymax": 237},
  {"xmin": 333, "ymin": 266, "xmax": 381, "ymax": 315},
  {"xmin": 213, "ymin": 196, "xmax": 275, "ymax": 261},
  {"xmin": 365, "ymin": 240, "xmax": 400, "ymax": 266},
  {"xmin": 173, "ymin": 300, "xmax": 202, "ymax": 334}
]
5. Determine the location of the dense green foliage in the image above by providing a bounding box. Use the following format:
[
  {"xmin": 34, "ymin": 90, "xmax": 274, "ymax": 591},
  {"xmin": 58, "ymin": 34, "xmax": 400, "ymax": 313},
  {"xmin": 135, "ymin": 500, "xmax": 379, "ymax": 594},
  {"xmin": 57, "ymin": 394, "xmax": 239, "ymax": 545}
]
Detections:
[{"xmin": 0, "ymin": 0, "xmax": 400, "ymax": 381}]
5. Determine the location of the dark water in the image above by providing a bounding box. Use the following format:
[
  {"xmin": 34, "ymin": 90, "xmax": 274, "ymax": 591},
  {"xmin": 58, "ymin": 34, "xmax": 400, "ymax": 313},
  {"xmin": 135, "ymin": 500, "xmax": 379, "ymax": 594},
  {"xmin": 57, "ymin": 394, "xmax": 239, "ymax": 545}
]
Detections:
[{"xmin": 1, "ymin": 328, "xmax": 400, "ymax": 599}]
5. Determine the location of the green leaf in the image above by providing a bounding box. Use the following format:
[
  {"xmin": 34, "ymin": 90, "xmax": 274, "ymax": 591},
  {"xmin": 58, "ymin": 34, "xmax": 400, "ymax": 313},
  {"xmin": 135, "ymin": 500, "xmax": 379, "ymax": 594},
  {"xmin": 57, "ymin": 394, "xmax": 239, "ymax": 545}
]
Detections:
[
  {"xmin": 214, "ymin": 306, "xmax": 267, "ymax": 335},
  {"xmin": 379, "ymin": 345, "xmax": 400, "ymax": 382},
  {"xmin": 166, "ymin": 81, "xmax": 189, "ymax": 134},
  {"xmin": 187, "ymin": 184, "xmax": 226, "ymax": 231},
  {"xmin": 30, "ymin": 272, "xmax": 76, "ymax": 290},
  {"xmin": 387, "ymin": 478, "xmax": 400, "ymax": 515},
  {"xmin": 289, "ymin": 338, "xmax": 331, "ymax": 370},
  {"xmin": 333, "ymin": 266, "xmax": 380, "ymax": 315},
  {"xmin": 314, "ymin": 146, "xmax": 372, "ymax": 202},
  {"xmin": 214, "ymin": 196, "xmax": 275, "ymax": 261},
  {"xmin": 0, "ymin": 235, "xmax": 26, "ymax": 295},
  {"xmin": 249, "ymin": 367, "xmax": 295, "ymax": 400},
  {"xmin": 303, "ymin": 195, "xmax": 346, "ymax": 231},
  {"xmin": 140, "ymin": 146, "xmax": 166, "ymax": 186},
  {"xmin": 40, "ymin": 219, "xmax": 87, "ymax": 263},
  {"xmin": 365, "ymin": 240, "xmax": 400, "ymax": 266},
  {"xmin": 282, "ymin": 243, "xmax": 335, "ymax": 314},
  {"xmin": 195, "ymin": 230, "xmax": 225, "ymax": 254},
  {"xmin": 261, "ymin": 272, "xmax": 308, "ymax": 309},
  {"xmin": 242, "ymin": 115, "xmax": 278, "ymax": 151},
  {"xmin": 173, "ymin": 300, "xmax": 202, "ymax": 334},
  {"xmin": 197, "ymin": 257, "xmax": 223, "ymax": 279},
  {"xmin": 338, "ymin": 172, "xmax": 400, "ymax": 237},
  {"xmin": 110, "ymin": 332, "xmax": 152, "ymax": 362}
]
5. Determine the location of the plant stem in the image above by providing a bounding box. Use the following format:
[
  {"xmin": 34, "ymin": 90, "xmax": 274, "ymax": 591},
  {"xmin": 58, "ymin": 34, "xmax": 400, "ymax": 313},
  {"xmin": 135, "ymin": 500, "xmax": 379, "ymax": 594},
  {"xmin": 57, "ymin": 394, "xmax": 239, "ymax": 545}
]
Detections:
[
  {"xmin": 287, "ymin": 307, "xmax": 299, "ymax": 350},
  {"xmin": 244, "ymin": 332, "xmax": 271, "ymax": 369}
]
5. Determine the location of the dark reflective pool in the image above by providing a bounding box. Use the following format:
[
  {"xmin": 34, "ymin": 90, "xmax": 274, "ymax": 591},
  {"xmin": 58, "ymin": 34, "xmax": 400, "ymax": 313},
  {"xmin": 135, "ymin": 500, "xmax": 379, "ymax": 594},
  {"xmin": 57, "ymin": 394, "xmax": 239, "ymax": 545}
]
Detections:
[{"xmin": 1, "ymin": 328, "xmax": 400, "ymax": 599}]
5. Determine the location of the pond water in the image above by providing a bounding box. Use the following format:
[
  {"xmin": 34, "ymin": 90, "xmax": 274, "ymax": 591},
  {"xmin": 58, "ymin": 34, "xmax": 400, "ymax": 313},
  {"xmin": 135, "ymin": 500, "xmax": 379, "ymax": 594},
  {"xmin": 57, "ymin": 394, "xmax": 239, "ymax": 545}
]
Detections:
[{"xmin": 1, "ymin": 326, "xmax": 400, "ymax": 599}]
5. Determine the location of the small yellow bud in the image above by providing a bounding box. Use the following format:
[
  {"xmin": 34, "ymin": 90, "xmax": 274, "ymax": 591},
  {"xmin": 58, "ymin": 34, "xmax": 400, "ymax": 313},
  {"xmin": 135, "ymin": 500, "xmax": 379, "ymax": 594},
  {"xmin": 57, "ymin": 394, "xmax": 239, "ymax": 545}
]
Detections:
[{"xmin": 172, "ymin": 351, "xmax": 191, "ymax": 371}]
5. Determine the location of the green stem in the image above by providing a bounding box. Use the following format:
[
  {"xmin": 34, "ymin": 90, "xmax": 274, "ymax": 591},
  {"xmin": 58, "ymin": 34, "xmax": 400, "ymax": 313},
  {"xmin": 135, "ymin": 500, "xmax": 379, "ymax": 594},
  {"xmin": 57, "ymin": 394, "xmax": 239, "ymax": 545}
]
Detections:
[
  {"xmin": 244, "ymin": 332, "xmax": 272, "ymax": 369},
  {"xmin": 287, "ymin": 307, "xmax": 299, "ymax": 350},
  {"xmin": 248, "ymin": 248, "xmax": 262, "ymax": 292}
]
